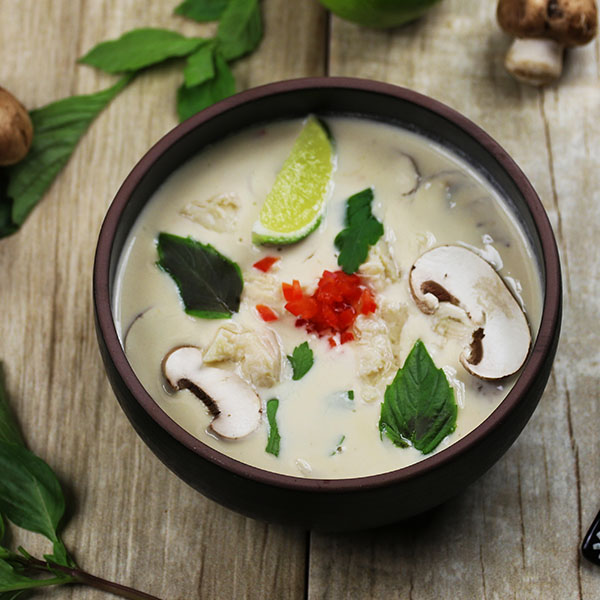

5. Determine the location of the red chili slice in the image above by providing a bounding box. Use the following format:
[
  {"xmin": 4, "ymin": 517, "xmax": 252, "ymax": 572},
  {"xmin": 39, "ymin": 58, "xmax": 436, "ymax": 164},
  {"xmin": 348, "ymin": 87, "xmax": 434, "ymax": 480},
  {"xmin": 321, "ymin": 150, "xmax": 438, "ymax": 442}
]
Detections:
[
  {"xmin": 256, "ymin": 304, "xmax": 278, "ymax": 322},
  {"xmin": 253, "ymin": 256, "xmax": 280, "ymax": 272}
]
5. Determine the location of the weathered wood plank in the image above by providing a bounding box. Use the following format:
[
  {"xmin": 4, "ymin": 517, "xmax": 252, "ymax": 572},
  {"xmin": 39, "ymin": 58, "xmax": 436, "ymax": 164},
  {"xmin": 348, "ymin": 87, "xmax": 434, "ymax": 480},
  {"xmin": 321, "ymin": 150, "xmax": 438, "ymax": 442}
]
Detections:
[
  {"xmin": 311, "ymin": 1, "xmax": 600, "ymax": 598},
  {"xmin": 0, "ymin": 1, "xmax": 325, "ymax": 598}
]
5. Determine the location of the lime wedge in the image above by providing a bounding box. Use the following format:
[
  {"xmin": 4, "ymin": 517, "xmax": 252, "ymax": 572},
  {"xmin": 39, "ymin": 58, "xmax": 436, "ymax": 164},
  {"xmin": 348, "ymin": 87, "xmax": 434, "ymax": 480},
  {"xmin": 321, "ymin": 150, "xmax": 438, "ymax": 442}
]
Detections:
[{"xmin": 252, "ymin": 116, "xmax": 335, "ymax": 245}]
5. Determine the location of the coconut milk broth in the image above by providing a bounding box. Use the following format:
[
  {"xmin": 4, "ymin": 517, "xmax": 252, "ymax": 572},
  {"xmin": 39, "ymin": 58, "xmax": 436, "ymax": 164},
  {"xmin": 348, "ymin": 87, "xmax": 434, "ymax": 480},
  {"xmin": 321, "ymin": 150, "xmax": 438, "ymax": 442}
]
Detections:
[{"xmin": 113, "ymin": 116, "xmax": 542, "ymax": 479}]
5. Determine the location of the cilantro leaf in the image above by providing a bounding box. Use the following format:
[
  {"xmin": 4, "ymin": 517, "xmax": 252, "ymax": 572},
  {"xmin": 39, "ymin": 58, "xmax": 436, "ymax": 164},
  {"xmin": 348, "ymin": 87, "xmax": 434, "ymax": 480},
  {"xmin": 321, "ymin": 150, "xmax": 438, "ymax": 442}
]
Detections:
[
  {"xmin": 177, "ymin": 50, "xmax": 235, "ymax": 121},
  {"xmin": 0, "ymin": 76, "xmax": 132, "ymax": 237},
  {"xmin": 156, "ymin": 232, "xmax": 243, "ymax": 318},
  {"xmin": 216, "ymin": 0, "xmax": 262, "ymax": 61},
  {"xmin": 183, "ymin": 42, "xmax": 216, "ymax": 87},
  {"xmin": 265, "ymin": 398, "xmax": 281, "ymax": 457},
  {"xmin": 334, "ymin": 188, "xmax": 384, "ymax": 274},
  {"xmin": 175, "ymin": 0, "xmax": 230, "ymax": 22},
  {"xmin": 79, "ymin": 28, "xmax": 206, "ymax": 73},
  {"xmin": 287, "ymin": 342, "xmax": 314, "ymax": 381},
  {"xmin": 379, "ymin": 340, "xmax": 457, "ymax": 454}
]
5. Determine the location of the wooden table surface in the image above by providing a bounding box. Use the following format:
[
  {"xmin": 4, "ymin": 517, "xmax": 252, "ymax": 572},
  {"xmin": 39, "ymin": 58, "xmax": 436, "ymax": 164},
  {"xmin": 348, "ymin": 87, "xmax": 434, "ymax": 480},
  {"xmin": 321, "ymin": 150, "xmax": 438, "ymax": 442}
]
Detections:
[{"xmin": 1, "ymin": 1, "xmax": 599, "ymax": 598}]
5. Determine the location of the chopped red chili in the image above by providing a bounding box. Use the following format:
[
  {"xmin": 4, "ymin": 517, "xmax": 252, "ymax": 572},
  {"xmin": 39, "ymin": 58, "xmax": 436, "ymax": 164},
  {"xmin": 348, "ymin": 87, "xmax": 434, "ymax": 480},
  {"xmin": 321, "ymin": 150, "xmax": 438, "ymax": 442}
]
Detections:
[
  {"xmin": 282, "ymin": 269, "xmax": 377, "ymax": 343},
  {"xmin": 253, "ymin": 256, "xmax": 280, "ymax": 272},
  {"xmin": 256, "ymin": 304, "xmax": 278, "ymax": 322}
]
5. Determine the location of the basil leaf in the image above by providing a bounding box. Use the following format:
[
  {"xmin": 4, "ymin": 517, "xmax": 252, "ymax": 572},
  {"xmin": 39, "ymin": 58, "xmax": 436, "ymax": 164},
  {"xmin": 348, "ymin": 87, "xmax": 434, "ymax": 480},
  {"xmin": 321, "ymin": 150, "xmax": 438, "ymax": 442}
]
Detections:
[
  {"xmin": 379, "ymin": 340, "xmax": 457, "ymax": 454},
  {"xmin": 176, "ymin": 51, "xmax": 235, "ymax": 121},
  {"xmin": 0, "ymin": 173, "xmax": 16, "ymax": 239},
  {"xmin": 183, "ymin": 42, "xmax": 216, "ymax": 87},
  {"xmin": 334, "ymin": 188, "xmax": 384, "ymax": 274},
  {"xmin": 175, "ymin": 0, "xmax": 230, "ymax": 22},
  {"xmin": 0, "ymin": 560, "xmax": 35, "ymax": 593},
  {"xmin": 0, "ymin": 442, "xmax": 65, "ymax": 545},
  {"xmin": 265, "ymin": 398, "xmax": 281, "ymax": 457},
  {"xmin": 1, "ymin": 76, "xmax": 131, "ymax": 235},
  {"xmin": 0, "ymin": 365, "xmax": 24, "ymax": 447},
  {"xmin": 216, "ymin": 0, "xmax": 262, "ymax": 61},
  {"xmin": 79, "ymin": 28, "xmax": 205, "ymax": 73},
  {"xmin": 287, "ymin": 342, "xmax": 314, "ymax": 381},
  {"xmin": 157, "ymin": 232, "xmax": 243, "ymax": 318}
]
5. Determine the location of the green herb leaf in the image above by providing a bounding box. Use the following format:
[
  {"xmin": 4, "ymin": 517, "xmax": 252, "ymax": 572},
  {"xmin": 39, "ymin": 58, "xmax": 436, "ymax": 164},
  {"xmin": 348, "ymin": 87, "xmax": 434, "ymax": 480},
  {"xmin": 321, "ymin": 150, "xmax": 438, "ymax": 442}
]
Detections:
[
  {"xmin": 216, "ymin": 0, "xmax": 262, "ymax": 61},
  {"xmin": 334, "ymin": 188, "xmax": 384, "ymax": 274},
  {"xmin": 175, "ymin": 0, "xmax": 230, "ymax": 22},
  {"xmin": 379, "ymin": 340, "xmax": 457, "ymax": 454},
  {"xmin": 0, "ymin": 442, "xmax": 65, "ymax": 545},
  {"xmin": 0, "ymin": 365, "xmax": 24, "ymax": 447},
  {"xmin": 157, "ymin": 232, "xmax": 243, "ymax": 318},
  {"xmin": 265, "ymin": 398, "xmax": 281, "ymax": 457},
  {"xmin": 183, "ymin": 42, "xmax": 216, "ymax": 87},
  {"xmin": 177, "ymin": 51, "xmax": 235, "ymax": 121},
  {"xmin": 0, "ymin": 559, "xmax": 36, "ymax": 593},
  {"xmin": 0, "ymin": 76, "xmax": 132, "ymax": 237},
  {"xmin": 79, "ymin": 28, "xmax": 205, "ymax": 73},
  {"xmin": 330, "ymin": 435, "xmax": 345, "ymax": 456},
  {"xmin": 287, "ymin": 342, "xmax": 314, "ymax": 381}
]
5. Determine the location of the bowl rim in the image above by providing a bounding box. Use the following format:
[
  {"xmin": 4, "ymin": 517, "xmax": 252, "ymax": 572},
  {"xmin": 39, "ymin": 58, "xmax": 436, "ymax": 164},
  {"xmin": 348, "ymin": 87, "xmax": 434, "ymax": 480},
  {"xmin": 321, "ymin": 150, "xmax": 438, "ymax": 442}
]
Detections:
[{"xmin": 94, "ymin": 76, "xmax": 562, "ymax": 493}]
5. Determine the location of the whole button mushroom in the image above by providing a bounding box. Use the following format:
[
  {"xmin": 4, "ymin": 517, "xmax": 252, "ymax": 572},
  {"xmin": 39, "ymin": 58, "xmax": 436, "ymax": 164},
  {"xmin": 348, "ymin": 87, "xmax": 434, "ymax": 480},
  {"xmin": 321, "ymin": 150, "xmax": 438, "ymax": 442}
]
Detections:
[
  {"xmin": 0, "ymin": 87, "xmax": 33, "ymax": 165},
  {"xmin": 497, "ymin": 0, "xmax": 598, "ymax": 85}
]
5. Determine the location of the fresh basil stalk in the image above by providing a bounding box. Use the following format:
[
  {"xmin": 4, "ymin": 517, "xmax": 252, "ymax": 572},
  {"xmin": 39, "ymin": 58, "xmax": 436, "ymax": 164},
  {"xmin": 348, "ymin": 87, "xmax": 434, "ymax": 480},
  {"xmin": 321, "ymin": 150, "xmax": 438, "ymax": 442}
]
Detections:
[
  {"xmin": 0, "ymin": 368, "xmax": 163, "ymax": 599},
  {"xmin": 379, "ymin": 340, "xmax": 457, "ymax": 454},
  {"xmin": 0, "ymin": 75, "xmax": 132, "ymax": 236}
]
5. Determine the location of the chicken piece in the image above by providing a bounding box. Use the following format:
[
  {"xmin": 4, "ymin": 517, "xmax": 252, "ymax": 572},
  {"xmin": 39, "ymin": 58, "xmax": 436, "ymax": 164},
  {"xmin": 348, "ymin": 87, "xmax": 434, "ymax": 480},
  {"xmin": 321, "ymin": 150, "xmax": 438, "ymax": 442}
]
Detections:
[
  {"xmin": 203, "ymin": 322, "xmax": 282, "ymax": 388},
  {"xmin": 241, "ymin": 269, "xmax": 283, "ymax": 309},
  {"xmin": 360, "ymin": 237, "xmax": 400, "ymax": 291},
  {"xmin": 180, "ymin": 192, "xmax": 241, "ymax": 232}
]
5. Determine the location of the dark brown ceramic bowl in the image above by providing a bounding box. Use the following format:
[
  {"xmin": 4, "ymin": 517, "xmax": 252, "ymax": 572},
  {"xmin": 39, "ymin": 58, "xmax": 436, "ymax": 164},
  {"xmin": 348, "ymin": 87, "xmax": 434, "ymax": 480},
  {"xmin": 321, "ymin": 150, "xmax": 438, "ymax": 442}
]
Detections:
[{"xmin": 93, "ymin": 77, "xmax": 562, "ymax": 531}]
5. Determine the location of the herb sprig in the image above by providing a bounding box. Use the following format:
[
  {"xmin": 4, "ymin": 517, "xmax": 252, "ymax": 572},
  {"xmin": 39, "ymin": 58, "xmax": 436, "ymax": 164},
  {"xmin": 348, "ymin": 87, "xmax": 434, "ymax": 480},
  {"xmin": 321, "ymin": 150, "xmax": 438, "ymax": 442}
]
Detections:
[
  {"xmin": 0, "ymin": 364, "xmax": 163, "ymax": 599},
  {"xmin": 0, "ymin": 0, "xmax": 263, "ymax": 238},
  {"xmin": 287, "ymin": 342, "xmax": 314, "ymax": 381},
  {"xmin": 334, "ymin": 187, "xmax": 384, "ymax": 274}
]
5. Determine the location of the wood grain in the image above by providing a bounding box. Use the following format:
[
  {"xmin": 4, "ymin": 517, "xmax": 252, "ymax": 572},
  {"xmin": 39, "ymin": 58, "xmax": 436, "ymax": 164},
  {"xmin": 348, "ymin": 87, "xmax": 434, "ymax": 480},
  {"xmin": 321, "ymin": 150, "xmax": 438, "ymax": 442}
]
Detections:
[{"xmin": 1, "ymin": 0, "xmax": 599, "ymax": 599}]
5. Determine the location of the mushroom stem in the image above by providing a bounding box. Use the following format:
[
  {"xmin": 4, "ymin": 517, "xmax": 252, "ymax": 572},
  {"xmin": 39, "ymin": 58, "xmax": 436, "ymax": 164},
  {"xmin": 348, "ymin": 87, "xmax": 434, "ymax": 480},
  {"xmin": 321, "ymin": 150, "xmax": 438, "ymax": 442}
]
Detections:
[{"xmin": 504, "ymin": 38, "xmax": 564, "ymax": 85}]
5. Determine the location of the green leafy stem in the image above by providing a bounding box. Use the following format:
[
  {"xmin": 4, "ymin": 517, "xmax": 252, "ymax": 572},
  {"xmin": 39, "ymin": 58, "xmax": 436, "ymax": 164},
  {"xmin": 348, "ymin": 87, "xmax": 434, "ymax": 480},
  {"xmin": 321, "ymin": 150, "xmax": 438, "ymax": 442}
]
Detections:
[
  {"xmin": 0, "ymin": 0, "xmax": 263, "ymax": 238},
  {"xmin": 0, "ymin": 363, "xmax": 164, "ymax": 599}
]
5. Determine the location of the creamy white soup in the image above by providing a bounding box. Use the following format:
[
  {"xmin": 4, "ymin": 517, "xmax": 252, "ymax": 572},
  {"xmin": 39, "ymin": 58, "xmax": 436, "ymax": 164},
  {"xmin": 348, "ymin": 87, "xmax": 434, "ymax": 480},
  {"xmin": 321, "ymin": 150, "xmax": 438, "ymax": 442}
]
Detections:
[{"xmin": 113, "ymin": 116, "xmax": 542, "ymax": 479}]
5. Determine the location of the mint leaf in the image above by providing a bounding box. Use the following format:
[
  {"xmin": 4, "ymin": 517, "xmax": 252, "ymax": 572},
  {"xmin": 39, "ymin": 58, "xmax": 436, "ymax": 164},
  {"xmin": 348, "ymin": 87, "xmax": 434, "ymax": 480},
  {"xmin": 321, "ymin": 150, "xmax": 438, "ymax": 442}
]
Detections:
[
  {"xmin": 157, "ymin": 232, "xmax": 243, "ymax": 318},
  {"xmin": 216, "ymin": 0, "xmax": 262, "ymax": 61},
  {"xmin": 0, "ymin": 365, "xmax": 24, "ymax": 447},
  {"xmin": 265, "ymin": 398, "xmax": 281, "ymax": 457},
  {"xmin": 334, "ymin": 188, "xmax": 384, "ymax": 274},
  {"xmin": 0, "ymin": 442, "xmax": 65, "ymax": 545},
  {"xmin": 79, "ymin": 28, "xmax": 205, "ymax": 73},
  {"xmin": 183, "ymin": 42, "xmax": 216, "ymax": 87},
  {"xmin": 175, "ymin": 0, "xmax": 230, "ymax": 22},
  {"xmin": 177, "ymin": 51, "xmax": 235, "ymax": 121},
  {"xmin": 379, "ymin": 340, "xmax": 457, "ymax": 454},
  {"xmin": 1, "ymin": 76, "xmax": 131, "ymax": 235},
  {"xmin": 287, "ymin": 342, "xmax": 314, "ymax": 381}
]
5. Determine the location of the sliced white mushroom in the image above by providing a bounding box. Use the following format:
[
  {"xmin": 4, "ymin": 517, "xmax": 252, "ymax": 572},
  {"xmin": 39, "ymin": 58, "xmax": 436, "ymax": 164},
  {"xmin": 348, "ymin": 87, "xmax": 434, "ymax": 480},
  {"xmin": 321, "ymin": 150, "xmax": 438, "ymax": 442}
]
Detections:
[
  {"xmin": 396, "ymin": 152, "xmax": 420, "ymax": 196},
  {"xmin": 162, "ymin": 346, "xmax": 261, "ymax": 439},
  {"xmin": 409, "ymin": 245, "xmax": 531, "ymax": 380}
]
